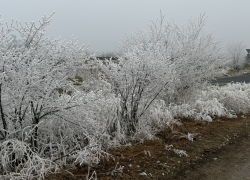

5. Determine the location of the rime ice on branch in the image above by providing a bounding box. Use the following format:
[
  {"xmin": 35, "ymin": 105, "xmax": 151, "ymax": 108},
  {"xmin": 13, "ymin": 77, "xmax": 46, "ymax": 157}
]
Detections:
[{"xmin": 99, "ymin": 13, "xmax": 224, "ymax": 136}]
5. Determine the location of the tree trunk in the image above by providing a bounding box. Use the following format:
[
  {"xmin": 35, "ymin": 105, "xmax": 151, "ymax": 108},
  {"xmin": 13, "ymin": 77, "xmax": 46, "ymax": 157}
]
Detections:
[{"xmin": 0, "ymin": 84, "xmax": 7, "ymax": 139}]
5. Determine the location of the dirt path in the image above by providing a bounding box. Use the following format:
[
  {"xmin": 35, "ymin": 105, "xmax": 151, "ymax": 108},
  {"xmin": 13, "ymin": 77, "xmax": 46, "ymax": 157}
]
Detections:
[{"xmin": 178, "ymin": 136, "xmax": 250, "ymax": 180}]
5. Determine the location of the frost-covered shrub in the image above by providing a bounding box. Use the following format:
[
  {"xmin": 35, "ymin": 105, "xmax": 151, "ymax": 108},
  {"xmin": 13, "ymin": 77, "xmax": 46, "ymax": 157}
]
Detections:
[
  {"xmin": 0, "ymin": 139, "xmax": 59, "ymax": 180},
  {"xmin": 131, "ymin": 99, "xmax": 178, "ymax": 141},
  {"xmin": 174, "ymin": 149, "xmax": 189, "ymax": 157},
  {"xmin": 99, "ymin": 46, "xmax": 176, "ymax": 136},
  {"xmin": 116, "ymin": 13, "xmax": 224, "ymax": 104},
  {"xmin": 0, "ymin": 13, "xmax": 118, "ymax": 178},
  {"xmin": 170, "ymin": 98, "xmax": 232, "ymax": 122},
  {"xmin": 202, "ymin": 83, "xmax": 250, "ymax": 114},
  {"xmin": 213, "ymin": 67, "xmax": 231, "ymax": 78},
  {"xmin": 100, "ymin": 13, "xmax": 224, "ymax": 136},
  {"xmin": 169, "ymin": 83, "xmax": 250, "ymax": 122},
  {"xmin": 74, "ymin": 146, "xmax": 110, "ymax": 167},
  {"xmin": 0, "ymin": 12, "xmax": 97, "ymax": 142}
]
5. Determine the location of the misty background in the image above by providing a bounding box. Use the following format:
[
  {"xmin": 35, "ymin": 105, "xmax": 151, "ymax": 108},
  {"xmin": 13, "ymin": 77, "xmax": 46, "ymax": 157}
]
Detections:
[{"xmin": 0, "ymin": 0, "xmax": 249, "ymax": 59}]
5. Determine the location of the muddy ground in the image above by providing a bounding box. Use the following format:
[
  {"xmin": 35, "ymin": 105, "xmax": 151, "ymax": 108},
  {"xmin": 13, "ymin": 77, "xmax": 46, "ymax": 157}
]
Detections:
[{"xmin": 46, "ymin": 112, "xmax": 250, "ymax": 180}]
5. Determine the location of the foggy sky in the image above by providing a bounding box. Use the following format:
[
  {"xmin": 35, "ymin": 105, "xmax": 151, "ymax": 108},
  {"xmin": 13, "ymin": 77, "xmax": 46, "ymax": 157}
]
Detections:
[{"xmin": 0, "ymin": 0, "xmax": 249, "ymax": 54}]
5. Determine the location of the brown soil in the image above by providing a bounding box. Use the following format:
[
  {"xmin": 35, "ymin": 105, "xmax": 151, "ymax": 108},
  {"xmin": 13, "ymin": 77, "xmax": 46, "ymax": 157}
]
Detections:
[{"xmin": 45, "ymin": 112, "xmax": 250, "ymax": 180}]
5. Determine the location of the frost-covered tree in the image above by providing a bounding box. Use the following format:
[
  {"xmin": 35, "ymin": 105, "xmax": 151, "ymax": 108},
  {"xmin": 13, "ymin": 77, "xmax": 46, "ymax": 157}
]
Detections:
[
  {"xmin": 100, "ymin": 13, "xmax": 225, "ymax": 136},
  {"xmin": 226, "ymin": 42, "xmax": 245, "ymax": 70}
]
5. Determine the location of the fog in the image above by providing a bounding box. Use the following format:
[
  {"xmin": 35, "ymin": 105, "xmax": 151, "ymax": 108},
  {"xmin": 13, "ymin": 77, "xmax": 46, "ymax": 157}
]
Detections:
[{"xmin": 1, "ymin": 0, "xmax": 249, "ymax": 55}]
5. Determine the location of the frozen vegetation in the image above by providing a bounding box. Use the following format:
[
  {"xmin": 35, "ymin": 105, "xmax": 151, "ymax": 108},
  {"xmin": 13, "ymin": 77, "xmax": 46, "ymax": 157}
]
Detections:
[{"xmin": 0, "ymin": 13, "xmax": 249, "ymax": 179}]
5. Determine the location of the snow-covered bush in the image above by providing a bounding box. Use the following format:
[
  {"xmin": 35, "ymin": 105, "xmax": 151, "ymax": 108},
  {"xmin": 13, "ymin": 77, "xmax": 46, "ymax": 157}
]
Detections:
[
  {"xmin": 99, "ymin": 13, "xmax": 225, "ymax": 136},
  {"xmin": 0, "ymin": 12, "xmax": 93, "ymax": 142},
  {"xmin": 0, "ymin": 13, "xmax": 118, "ymax": 178},
  {"xmin": 201, "ymin": 83, "xmax": 250, "ymax": 114},
  {"xmin": 99, "ymin": 48, "xmax": 176, "ymax": 136},
  {"xmin": 214, "ymin": 67, "xmax": 231, "ymax": 78},
  {"xmin": 0, "ymin": 139, "xmax": 59, "ymax": 180},
  {"xmin": 169, "ymin": 98, "xmax": 232, "ymax": 122},
  {"xmin": 169, "ymin": 83, "xmax": 250, "ymax": 122}
]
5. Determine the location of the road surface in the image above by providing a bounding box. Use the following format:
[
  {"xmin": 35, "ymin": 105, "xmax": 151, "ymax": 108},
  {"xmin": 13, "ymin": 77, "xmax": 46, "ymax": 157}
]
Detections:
[
  {"xmin": 211, "ymin": 74, "xmax": 250, "ymax": 84},
  {"xmin": 179, "ymin": 136, "xmax": 250, "ymax": 180}
]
